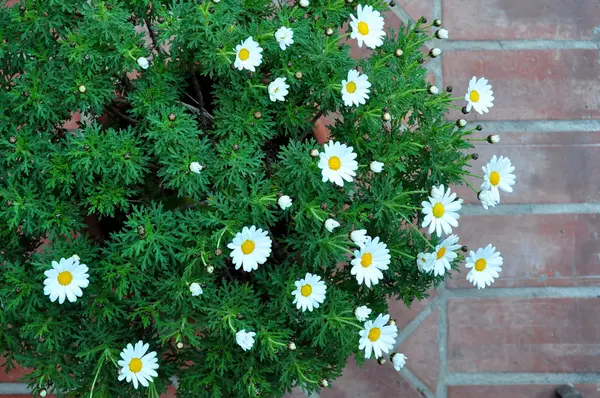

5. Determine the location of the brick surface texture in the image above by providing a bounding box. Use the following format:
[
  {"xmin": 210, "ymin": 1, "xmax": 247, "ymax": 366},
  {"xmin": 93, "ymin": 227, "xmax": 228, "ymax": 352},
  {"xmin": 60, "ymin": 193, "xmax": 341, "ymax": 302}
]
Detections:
[{"xmin": 4, "ymin": 1, "xmax": 600, "ymax": 398}]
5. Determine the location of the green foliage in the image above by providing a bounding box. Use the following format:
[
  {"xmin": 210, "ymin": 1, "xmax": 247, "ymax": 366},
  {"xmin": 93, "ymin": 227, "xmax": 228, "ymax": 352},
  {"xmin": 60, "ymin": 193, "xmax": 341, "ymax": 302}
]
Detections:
[{"xmin": 0, "ymin": 1, "xmax": 477, "ymax": 397}]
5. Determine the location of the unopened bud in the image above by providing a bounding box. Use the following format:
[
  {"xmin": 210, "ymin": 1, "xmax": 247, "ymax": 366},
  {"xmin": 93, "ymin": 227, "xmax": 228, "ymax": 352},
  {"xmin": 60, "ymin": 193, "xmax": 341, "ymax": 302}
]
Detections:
[
  {"xmin": 394, "ymin": 48, "xmax": 403, "ymax": 57},
  {"xmin": 377, "ymin": 357, "xmax": 387, "ymax": 365},
  {"xmin": 310, "ymin": 149, "xmax": 319, "ymax": 157},
  {"xmin": 206, "ymin": 265, "xmax": 214, "ymax": 273},
  {"xmin": 320, "ymin": 379, "xmax": 329, "ymax": 387},
  {"xmin": 176, "ymin": 341, "xmax": 184, "ymax": 349},
  {"xmin": 433, "ymin": 18, "xmax": 442, "ymax": 27},
  {"xmin": 487, "ymin": 134, "xmax": 500, "ymax": 144},
  {"xmin": 78, "ymin": 84, "xmax": 87, "ymax": 93},
  {"xmin": 382, "ymin": 112, "xmax": 391, "ymax": 121},
  {"xmin": 325, "ymin": 27, "xmax": 334, "ymax": 36},
  {"xmin": 288, "ymin": 342, "xmax": 297, "ymax": 351},
  {"xmin": 168, "ymin": 113, "xmax": 177, "ymax": 121},
  {"xmin": 294, "ymin": 71, "xmax": 303, "ymax": 79},
  {"xmin": 471, "ymin": 153, "xmax": 479, "ymax": 160},
  {"xmin": 428, "ymin": 85, "xmax": 439, "ymax": 95},
  {"xmin": 429, "ymin": 48, "xmax": 441, "ymax": 58},
  {"xmin": 461, "ymin": 245, "xmax": 468, "ymax": 252},
  {"xmin": 461, "ymin": 106, "xmax": 469, "ymax": 114},
  {"xmin": 456, "ymin": 119, "xmax": 467, "ymax": 128},
  {"xmin": 253, "ymin": 111, "xmax": 262, "ymax": 119}
]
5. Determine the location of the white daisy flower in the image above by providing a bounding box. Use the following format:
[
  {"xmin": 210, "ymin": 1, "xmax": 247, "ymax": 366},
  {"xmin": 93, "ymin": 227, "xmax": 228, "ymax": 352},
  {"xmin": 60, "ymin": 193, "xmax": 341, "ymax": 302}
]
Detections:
[
  {"xmin": 349, "ymin": 4, "xmax": 386, "ymax": 49},
  {"xmin": 350, "ymin": 229, "xmax": 369, "ymax": 247},
  {"xmin": 236, "ymin": 330, "xmax": 256, "ymax": 351},
  {"xmin": 341, "ymin": 69, "xmax": 371, "ymax": 107},
  {"xmin": 354, "ymin": 305, "xmax": 372, "ymax": 321},
  {"xmin": 43, "ymin": 256, "xmax": 89, "ymax": 304},
  {"xmin": 317, "ymin": 140, "xmax": 358, "ymax": 186},
  {"xmin": 431, "ymin": 234, "xmax": 461, "ymax": 276},
  {"xmin": 274, "ymin": 26, "xmax": 294, "ymax": 50},
  {"xmin": 268, "ymin": 77, "xmax": 289, "ymax": 102},
  {"xmin": 480, "ymin": 155, "xmax": 516, "ymax": 203},
  {"xmin": 324, "ymin": 218, "xmax": 340, "ymax": 232},
  {"xmin": 299, "ymin": 0, "xmax": 309, "ymax": 7},
  {"xmin": 227, "ymin": 226, "xmax": 272, "ymax": 272},
  {"xmin": 465, "ymin": 76, "xmax": 494, "ymax": 114},
  {"xmin": 136, "ymin": 57, "xmax": 149, "ymax": 70},
  {"xmin": 391, "ymin": 353, "xmax": 407, "ymax": 371},
  {"xmin": 358, "ymin": 313, "xmax": 398, "ymax": 359},
  {"xmin": 189, "ymin": 161, "xmax": 203, "ymax": 174},
  {"xmin": 278, "ymin": 195, "xmax": 292, "ymax": 210},
  {"xmin": 369, "ymin": 161, "xmax": 384, "ymax": 173},
  {"xmin": 233, "ymin": 37, "xmax": 263, "ymax": 72},
  {"xmin": 292, "ymin": 273, "xmax": 327, "ymax": 312},
  {"xmin": 117, "ymin": 341, "xmax": 159, "ymax": 389},
  {"xmin": 421, "ymin": 184, "xmax": 462, "ymax": 237},
  {"xmin": 478, "ymin": 189, "xmax": 499, "ymax": 210},
  {"xmin": 416, "ymin": 252, "xmax": 435, "ymax": 273},
  {"xmin": 350, "ymin": 236, "xmax": 390, "ymax": 288},
  {"xmin": 465, "ymin": 244, "xmax": 503, "ymax": 289},
  {"xmin": 189, "ymin": 282, "xmax": 203, "ymax": 296}
]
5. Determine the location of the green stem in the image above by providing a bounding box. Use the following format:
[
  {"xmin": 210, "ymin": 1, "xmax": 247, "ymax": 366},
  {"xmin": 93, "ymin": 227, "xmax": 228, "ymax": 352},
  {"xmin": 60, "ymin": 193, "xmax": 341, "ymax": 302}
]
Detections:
[
  {"xmin": 335, "ymin": 317, "xmax": 364, "ymax": 330},
  {"xmin": 460, "ymin": 177, "xmax": 479, "ymax": 194},
  {"xmin": 399, "ymin": 213, "xmax": 435, "ymax": 249},
  {"xmin": 89, "ymin": 354, "xmax": 105, "ymax": 398},
  {"xmin": 295, "ymin": 364, "xmax": 318, "ymax": 384}
]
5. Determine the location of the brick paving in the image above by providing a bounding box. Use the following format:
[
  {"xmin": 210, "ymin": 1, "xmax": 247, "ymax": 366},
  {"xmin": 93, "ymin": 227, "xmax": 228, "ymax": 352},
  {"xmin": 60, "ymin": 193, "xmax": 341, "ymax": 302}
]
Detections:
[{"xmin": 2, "ymin": 1, "xmax": 600, "ymax": 397}]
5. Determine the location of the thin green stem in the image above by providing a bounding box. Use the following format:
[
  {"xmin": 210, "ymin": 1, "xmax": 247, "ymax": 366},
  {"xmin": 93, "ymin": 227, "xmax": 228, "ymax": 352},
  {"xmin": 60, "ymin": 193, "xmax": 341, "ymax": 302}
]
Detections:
[
  {"xmin": 335, "ymin": 317, "xmax": 364, "ymax": 330},
  {"xmin": 399, "ymin": 213, "xmax": 435, "ymax": 249},
  {"xmin": 295, "ymin": 364, "xmax": 317, "ymax": 384},
  {"xmin": 460, "ymin": 177, "xmax": 479, "ymax": 194},
  {"xmin": 89, "ymin": 353, "xmax": 105, "ymax": 398}
]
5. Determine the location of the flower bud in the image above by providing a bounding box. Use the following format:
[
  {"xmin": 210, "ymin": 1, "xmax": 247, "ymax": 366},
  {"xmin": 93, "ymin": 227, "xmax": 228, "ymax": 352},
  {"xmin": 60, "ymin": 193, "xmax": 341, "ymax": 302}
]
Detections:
[
  {"xmin": 394, "ymin": 48, "xmax": 403, "ymax": 57},
  {"xmin": 429, "ymin": 48, "xmax": 441, "ymax": 58},
  {"xmin": 310, "ymin": 149, "xmax": 319, "ymax": 157},
  {"xmin": 136, "ymin": 57, "xmax": 150, "ymax": 70},
  {"xmin": 294, "ymin": 71, "xmax": 302, "ymax": 79},
  {"xmin": 78, "ymin": 84, "xmax": 87, "ymax": 93},
  {"xmin": 382, "ymin": 112, "xmax": 391, "ymax": 121},
  {"xmin": 176, "ymin": 341, "xmax": 184, "ymax": 349},
  {"xmin": 189, "ymin": 162, "xmax": 203, "ymax": 174},
  {"xmin": 456, "ymin": 119, "xmax": 467, "ymax": 128},
  {"xmin": 433, "ymin": 19, "xmax": 442, "ymax": 27},
  {"xmin": 206, "ymin": 265, "xmax": 214, "ymax": 273},
  {"xmin": 487, "ymin": 134, "xmax": 500, "ymax": 144},
  {"xmin": 288, "ymin": 342, "xmax": 297, "ymax": 351},
  {"xmin": 428, "ymin": 85, "xmax": 439, "ymax": 95},
  {"xmin": 435, "ymin": 29, "xmax": 449, "ymax": 39}
]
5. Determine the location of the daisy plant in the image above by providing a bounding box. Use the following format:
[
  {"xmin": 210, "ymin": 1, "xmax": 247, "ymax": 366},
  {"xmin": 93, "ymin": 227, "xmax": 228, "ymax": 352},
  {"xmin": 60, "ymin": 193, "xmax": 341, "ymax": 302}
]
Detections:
[{"xmin": 1, "ymin": 1, "xmax": 516, "ymax": 397}]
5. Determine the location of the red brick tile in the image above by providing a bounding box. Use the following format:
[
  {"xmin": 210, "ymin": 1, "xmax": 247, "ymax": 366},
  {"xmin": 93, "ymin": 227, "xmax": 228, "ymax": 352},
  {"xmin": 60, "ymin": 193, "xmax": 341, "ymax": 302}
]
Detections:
[
  {"xmin": 394, "ymin": 1, "xmax": 434, "ymax": 23},
  {"xmin": 448, "ymin": 213, "xmax": 600, "ymax": 288},
  {"xmin": 321, "ymin": 356, "xmax": 424, "ymax": 398},
  {"xmin": 284, "ymin": 387, "xmax": 308, "ymax": 398},
  {"xmin": 449, "ymin": 384, "xmax": 600, "ymax": 398},
  {"xmin": 454, "ymin": 131, "xmax": 600, "ymax": 204},
  {"xmin": 443, "ymin": 0, "xmax": 600, "ymax": 40},
  {"xmin": 387, "ymin": 289, "xmax": 437, "ymax": 330},
  {"xmin": 443, "ymin": 50, "xmax": 600, "ymax": 121},
  {"xmin": 398, "ymin": 310, "xmax": 439, "ymax": 392},
  {"xmin": 0, "ymin": 359, "xmax": 30, "ymax": 382},
  {"xmin": 160, "ymin": 385, "xmax": 177, "ymax": 398},
  {"xmin": 447, "ymin": 298, "xmax": 600, "ymax": 373},
  {"xmin": 62, "ymin": 111, "xmax": 81, "ymax": 131}
]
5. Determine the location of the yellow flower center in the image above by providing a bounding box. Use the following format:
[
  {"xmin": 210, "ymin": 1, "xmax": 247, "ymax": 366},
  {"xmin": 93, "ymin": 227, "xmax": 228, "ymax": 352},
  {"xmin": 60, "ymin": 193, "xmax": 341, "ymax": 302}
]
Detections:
[
  {"xmin": 469, "ymin": 90, "xmax": 480, "ymax": 103},
  {"xmin": 432, "ymin": 203, "xmax": 445, "ymax": 218},
  {"xmin": 474, "ymin": 258, "xmax": 487, "ymax": 272},
  {"xmin": 238, "ymin": 48, "xmax": 250, "ymax": 61},
  {"xmin": 368, "ymin": 327, "xmax": 381, "ymax": 342},
  {"xmin": 489, "ymin": 171, "xmax": 500, "ymax": 186},
  {"xmin": 301, "ymin": 284, "xmax": 312, "ymax": 297},
  {"xmin": 361, "ymin": 253, "xmax": 373, "ymax": 268},
  {"xmin": 436, "ymin": 247, "xmax": 446, "ymax": 260},
  {"xmin": 357, "ymin": 21, "xmax": 369, "ymax": 35},
  {"xmin": 57, "ymin": 271, "xmax": 73, "ymax": 286},
  {"xmin": 346, "ymin": 81, "xmax": 357, "ymax": 94},
  {"xmin": 273, "ymin": 87, "xmax": 279, "ymax": 93},
  {"xmin": 328, "ymin": 156, "xmax": 341, "ymax": 170},
  {"xmin": 129, "ymin": 358, "xmax": 143, "ymax": 373},
  {"xmin": 241, "ymin": 240, "xmax": 255, "ymax": 255}
]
